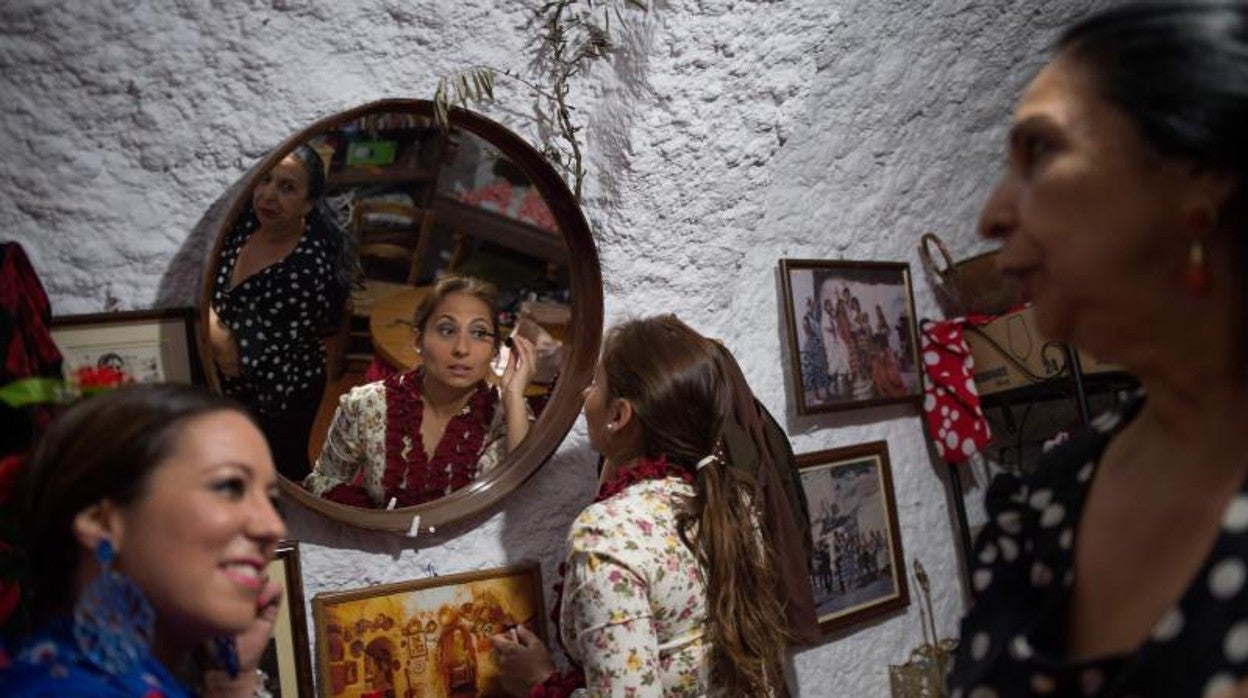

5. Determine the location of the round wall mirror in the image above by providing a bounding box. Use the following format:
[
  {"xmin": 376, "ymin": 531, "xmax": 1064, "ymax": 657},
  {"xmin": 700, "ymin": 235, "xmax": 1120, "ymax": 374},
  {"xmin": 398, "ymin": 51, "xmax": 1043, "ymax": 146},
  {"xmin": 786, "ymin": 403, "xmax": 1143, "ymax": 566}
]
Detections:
[{"xmin": 199, "ymin": 99, "xmax": 602, "ymax": 531}]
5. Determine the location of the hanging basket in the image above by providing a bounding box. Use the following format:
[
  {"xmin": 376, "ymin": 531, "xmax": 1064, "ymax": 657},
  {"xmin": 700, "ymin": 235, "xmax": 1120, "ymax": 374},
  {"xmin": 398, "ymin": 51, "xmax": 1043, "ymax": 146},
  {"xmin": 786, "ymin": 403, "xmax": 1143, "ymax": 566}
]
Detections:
[{"xmin": 918, "ymin": 232, "xmax": 1022, "ymax": 317}]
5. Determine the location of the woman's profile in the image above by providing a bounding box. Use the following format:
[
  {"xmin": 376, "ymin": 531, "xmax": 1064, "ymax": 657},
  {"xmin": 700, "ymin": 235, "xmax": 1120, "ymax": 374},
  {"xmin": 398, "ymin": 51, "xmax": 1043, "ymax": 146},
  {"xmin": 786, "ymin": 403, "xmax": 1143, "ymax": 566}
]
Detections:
[{"xmin": 951, "ymin": 3, "xmax": 1248, "ymax": 695}]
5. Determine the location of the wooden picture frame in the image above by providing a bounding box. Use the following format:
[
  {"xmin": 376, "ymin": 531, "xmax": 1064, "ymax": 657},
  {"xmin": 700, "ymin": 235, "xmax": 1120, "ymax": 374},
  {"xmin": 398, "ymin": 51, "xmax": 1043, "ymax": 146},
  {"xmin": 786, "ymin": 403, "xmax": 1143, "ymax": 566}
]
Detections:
[
  {"xmin": 50, "ymin": 308, "xmax": 204, "ymax": 385},
  {"xmin": 262, "ymin": 540, "xmax": 314, "ymax": 697},
  {"xmin": 797, "ymin": 441, "xmax": 909, "ymax": 634},
  {"xmin": 312, "ymin": 563, "xmax": 545, "ymax": 697},
  {"xmin": 779, "ymin": 259, "xmax": 922, "ymax": 415}
]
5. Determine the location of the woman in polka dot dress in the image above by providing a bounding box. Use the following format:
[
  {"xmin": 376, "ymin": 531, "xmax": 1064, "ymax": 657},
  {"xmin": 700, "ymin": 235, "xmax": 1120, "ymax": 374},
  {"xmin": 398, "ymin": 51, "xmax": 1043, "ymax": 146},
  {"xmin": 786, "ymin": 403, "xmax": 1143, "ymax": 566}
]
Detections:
[
  {"xmin": 950, "ymin": 3, "xmax": 1248, "ymax": 696},
  {"xmin": 209, "ymin": 144, "xmax": 349, "ymax": 481}
]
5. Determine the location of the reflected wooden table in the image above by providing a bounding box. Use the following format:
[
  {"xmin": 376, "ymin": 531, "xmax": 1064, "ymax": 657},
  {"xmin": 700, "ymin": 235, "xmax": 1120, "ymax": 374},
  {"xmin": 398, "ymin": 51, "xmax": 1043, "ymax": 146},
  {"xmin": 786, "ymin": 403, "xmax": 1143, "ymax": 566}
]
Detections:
[{"xmin": 368, "ymin": 285, "xmax": 430, "ymax": 371}]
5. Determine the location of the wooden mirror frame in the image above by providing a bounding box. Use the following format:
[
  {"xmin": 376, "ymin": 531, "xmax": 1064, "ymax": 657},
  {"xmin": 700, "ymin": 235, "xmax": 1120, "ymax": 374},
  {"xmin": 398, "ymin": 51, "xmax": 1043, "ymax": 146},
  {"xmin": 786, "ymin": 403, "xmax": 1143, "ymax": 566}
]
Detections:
[{"xmin": 197, "ymin": 98, "xmax": 602, "ymax": 532}]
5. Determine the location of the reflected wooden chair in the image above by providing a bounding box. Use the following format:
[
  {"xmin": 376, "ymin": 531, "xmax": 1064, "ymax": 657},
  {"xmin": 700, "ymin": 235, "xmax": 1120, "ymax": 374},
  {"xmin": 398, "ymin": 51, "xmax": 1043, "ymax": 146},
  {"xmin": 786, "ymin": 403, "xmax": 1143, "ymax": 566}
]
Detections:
[
  {"xmin": 352, "ymin": 200, "xmax": 434, "ymax": 288},
  {"xmin": 348, "ymin": 200, "xmax": 438, "ymax": 373}
]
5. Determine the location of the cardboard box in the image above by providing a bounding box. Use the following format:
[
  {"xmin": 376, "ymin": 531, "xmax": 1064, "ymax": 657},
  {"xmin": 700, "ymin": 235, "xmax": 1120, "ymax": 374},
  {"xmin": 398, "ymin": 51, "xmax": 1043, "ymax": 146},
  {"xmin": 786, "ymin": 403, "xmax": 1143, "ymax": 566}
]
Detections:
[{"xmin": 966, "ymin": 307, "xmax": 1123, "ymax": 395}]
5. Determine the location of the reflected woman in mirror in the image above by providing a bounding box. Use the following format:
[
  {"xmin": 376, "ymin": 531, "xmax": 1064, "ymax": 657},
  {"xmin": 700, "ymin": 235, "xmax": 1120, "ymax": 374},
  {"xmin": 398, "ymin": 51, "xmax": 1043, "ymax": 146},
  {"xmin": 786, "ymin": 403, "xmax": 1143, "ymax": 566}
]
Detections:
[
  {"xmin": 490, "ymin": 315, "xmax": 789, "ymax": 696},
  {"xmin": 305, "ymin": 275, "xmax": 536, "ymax": 508},
  {"xmin": 2, "ymin": 384, "xmax": 285, "ymax": 697},
  {"xmin": 208, "ymin": 144, "xmax": 350, "ymax": 482}
]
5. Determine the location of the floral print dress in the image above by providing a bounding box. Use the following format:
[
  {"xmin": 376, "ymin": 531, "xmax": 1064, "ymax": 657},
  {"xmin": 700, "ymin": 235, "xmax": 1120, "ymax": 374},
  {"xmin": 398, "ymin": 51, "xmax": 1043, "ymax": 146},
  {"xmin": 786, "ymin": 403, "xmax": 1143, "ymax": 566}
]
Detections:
[
  {"xmin": 560, "ymin": 476, "xmax": 709, "ymax": 697},
  {"xmin": 1, "ymin": 617, "xmax": 189, "ymax": 697}
]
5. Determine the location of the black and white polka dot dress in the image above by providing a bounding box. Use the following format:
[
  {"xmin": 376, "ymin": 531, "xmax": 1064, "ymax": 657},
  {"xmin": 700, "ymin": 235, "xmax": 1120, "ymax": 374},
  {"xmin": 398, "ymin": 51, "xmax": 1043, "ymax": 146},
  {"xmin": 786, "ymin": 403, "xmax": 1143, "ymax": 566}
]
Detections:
[
  {"xmin": 210, "ymin": 213, "xmax": 338, "ymax": 417},
  {"xmin": 949, "ymin": 397, "xmax": 1248, "ymax": 697}
]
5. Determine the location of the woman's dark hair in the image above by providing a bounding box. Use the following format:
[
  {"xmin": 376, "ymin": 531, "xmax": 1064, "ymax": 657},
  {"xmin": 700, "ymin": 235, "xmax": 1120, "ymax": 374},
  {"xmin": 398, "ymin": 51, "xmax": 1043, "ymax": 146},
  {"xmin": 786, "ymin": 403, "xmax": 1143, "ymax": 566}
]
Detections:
[
  {"xmin": 284, "ymin": 143, "xmax": 350, "ymax": 330},
  {"xmin": 1060, "ymin": 2, "xmax": 1248, "ymax": 326},
  {"xmin": 18, "ymin": 383, "xmax": 250, "ymax": 622},
  {"xmin": 1060, "ymin": 2, "xmax": 1248, "ymax": 209},
  {"xmin": 601, "ymin": 315, "xmax": 788, "ymax": 695},
  {"xmin": 412, "ymin": 274, "xmax": 502, "ymax": 351},
  {"xmin": 289, "ymin": 143, "xmax": 328, "ymax": 202}
]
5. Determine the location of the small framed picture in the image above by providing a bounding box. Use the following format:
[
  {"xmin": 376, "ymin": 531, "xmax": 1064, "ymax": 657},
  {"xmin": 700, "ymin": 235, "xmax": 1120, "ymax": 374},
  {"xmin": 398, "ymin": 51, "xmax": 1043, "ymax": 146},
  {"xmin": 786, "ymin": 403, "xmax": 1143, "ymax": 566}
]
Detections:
[
  {"xmin": 262, "ymin": 541, "xmax": 314, "ymax": 696},
  {"xmin": 312, "ymin": 563, "xmax": 545, "ymax": 697},
  {"xmin": 50, "ymin": 308, "xmax": 203, "ymax": 384},
  {"xmin": 797, "ymin": 441, "xmax": 909, "ymax": 635},
  {"xmin": 779, "ymin": 259, "xmax": 922, "ymax": 414}
]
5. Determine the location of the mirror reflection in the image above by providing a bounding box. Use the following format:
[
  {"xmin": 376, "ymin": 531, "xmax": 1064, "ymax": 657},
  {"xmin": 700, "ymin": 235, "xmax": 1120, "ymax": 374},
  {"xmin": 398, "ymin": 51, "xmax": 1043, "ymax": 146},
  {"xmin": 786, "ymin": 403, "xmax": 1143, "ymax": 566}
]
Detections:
[
  {"xmin": 207, "ymin": 109, "xmax": 574, "ymax": 510},
  {"xmin": 304, "ymin": 275, "xmax": 536, "ymax": 508},
  {"xmin": 208, "ymin": 144, "xmax": 351, "ymax": 481}
]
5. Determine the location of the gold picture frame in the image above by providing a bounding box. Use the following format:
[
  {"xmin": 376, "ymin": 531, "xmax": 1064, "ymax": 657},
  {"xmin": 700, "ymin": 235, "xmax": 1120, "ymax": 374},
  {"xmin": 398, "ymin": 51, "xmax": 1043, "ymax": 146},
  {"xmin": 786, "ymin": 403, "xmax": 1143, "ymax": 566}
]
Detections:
[{"xmin": 312, "ymin": 563, "xmax": 545, "ymax": 697}]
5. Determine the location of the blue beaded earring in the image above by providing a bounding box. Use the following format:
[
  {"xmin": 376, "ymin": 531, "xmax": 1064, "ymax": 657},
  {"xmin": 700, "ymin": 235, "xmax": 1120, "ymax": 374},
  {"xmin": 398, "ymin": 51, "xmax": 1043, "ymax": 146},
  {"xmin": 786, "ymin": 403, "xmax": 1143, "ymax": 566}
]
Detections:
[{"xmin": 73, "ymin": 539, "xmax": 155, "ymax": 675}]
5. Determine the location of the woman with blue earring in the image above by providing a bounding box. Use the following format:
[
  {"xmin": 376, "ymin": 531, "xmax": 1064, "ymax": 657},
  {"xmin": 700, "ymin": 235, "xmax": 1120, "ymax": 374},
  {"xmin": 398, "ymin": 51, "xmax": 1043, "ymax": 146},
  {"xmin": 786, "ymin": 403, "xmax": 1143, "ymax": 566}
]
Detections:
[{"xmin": 1, "ymin": 383, "xmax": 286, "ymax": 697}]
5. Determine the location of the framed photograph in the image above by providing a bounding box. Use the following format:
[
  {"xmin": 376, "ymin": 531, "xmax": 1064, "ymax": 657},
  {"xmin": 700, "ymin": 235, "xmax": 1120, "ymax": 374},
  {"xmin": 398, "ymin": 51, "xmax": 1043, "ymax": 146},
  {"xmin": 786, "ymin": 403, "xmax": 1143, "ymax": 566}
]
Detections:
[
  {"xmin": 797, "ymin": 441, "xmax": 909, "ymax": 634},
  {"xmin": 779, "ymin": 259, "xmax": 922, "ymax": 414},
  {"xmin": 312, "ymin": 563, "xmax": 545, "ymax": 698},
  {"xmin": 50, "ymin": 308, "xmax": 203, "ymax": 384},
  {"xmin": 262, "ymin": 541, "xmax": 314, "ymax": 697}
]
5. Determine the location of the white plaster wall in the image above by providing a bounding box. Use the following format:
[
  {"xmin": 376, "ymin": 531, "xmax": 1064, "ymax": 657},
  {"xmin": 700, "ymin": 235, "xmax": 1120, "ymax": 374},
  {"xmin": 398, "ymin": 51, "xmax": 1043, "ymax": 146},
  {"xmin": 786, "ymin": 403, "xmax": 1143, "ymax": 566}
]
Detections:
[{"xmin": 1, "ymin": 0, "xmax": 1110, "ymax": 694}]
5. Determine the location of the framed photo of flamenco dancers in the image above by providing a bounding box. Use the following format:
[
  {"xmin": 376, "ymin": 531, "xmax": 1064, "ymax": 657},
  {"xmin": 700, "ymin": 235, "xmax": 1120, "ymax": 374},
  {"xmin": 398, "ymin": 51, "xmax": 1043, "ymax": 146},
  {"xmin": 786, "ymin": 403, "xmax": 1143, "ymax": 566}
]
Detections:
[
  {"xmin": 262, "ymin": 540, "xmax": 315, "ymax": 696},
  {"xmin": 311, "ymin": 562, "xmax": 545, "ymax": 697},
  {"xmin": 796, "ymin": 441, "xmax": 909, "ymax": 635},
  {"xmin": 779, "ymin": 259, "xmax": 922, "ymax": 415}
]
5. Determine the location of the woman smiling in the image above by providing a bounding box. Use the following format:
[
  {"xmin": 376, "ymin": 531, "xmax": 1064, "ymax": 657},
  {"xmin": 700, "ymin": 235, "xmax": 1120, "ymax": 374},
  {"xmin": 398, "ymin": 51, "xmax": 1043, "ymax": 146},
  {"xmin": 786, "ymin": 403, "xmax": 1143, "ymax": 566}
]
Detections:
[{"xmin": 2, "ymin": 384, "xmax": 285, "ymax": 697}]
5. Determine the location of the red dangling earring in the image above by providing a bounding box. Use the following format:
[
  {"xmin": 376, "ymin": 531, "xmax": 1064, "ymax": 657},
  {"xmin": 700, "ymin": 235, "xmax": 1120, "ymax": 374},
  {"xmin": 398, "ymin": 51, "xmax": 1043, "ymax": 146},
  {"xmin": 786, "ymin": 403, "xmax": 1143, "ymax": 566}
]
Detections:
[
  {"xmin": 1186, "ymin": 239, "xmax": 1210, "ymax": 296},
  {"xmin": 1184, "ymin": 205, "xmax": 1216, "ymax": 296}
]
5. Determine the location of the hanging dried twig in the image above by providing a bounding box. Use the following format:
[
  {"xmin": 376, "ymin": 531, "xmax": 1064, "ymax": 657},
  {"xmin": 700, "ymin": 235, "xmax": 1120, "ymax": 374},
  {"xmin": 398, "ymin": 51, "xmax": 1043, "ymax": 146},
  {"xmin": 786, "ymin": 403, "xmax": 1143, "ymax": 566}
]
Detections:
[{"xmin": 433, "ymin": 0, "xmax": 646, "ymax": 202}]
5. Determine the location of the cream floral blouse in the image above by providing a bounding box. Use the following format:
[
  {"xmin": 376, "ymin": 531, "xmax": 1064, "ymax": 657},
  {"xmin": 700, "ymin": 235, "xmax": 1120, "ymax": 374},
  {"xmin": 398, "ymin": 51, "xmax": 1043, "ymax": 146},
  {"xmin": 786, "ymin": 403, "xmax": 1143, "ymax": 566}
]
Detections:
[
  {"xmin": 303, "ymin": 378, "xmax": 512, "ymax": 506},
  {"xmin": 561, "ymin": 476, "xmax": 709, "ymax": 697}
]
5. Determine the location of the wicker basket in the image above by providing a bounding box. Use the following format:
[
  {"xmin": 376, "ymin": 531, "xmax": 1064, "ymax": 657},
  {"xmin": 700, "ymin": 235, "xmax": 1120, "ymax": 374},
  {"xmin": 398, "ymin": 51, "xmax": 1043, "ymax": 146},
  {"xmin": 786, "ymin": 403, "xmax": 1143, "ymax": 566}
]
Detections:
[{"xmin": 919, "ymin": 232, "xmax": 1022, "ymax": 317}]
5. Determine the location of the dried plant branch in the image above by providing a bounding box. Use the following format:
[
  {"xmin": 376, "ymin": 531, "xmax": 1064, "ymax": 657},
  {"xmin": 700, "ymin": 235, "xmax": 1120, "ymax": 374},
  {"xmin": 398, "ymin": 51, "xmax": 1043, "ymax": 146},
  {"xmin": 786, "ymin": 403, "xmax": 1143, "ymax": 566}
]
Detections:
[{"xmin": 433, "ymin": 0, "xmax": 645, "ymax": 202}]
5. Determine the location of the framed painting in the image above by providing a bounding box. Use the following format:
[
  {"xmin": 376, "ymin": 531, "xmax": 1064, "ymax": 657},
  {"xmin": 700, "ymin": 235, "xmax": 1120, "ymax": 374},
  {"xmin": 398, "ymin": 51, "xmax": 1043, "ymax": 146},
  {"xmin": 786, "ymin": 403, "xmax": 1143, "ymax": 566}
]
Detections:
[
  {"xmin": 779, "ymin": 259, "xmax": 922, "ymax": 414},
  {"xmin": 50, "ymin": 308, "xmax": 203, "ymax": 384},
  {"xmin": 312, "ymin": 563, "xmax": 545, "ymax": 697},
  {"xmin": 260, "ymin": 540, "xmax": 314, "ymax": 696},
  {"xmin": 797, "ymin": 441, "xmax": 909, "ymax": 634}
]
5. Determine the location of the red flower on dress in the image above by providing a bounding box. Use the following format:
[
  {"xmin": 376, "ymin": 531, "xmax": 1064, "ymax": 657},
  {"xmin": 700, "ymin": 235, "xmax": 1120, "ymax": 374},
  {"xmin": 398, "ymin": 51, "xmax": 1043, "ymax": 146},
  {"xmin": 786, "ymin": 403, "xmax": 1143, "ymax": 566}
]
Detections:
[
  {"xmin": 0, "ymin": 454, "xmax": 21, "ymax": 507},
  {"xmin": 541, "ymin": 456, "xmax": 694, "ymax": 697},
  {"xmin": 382, "ymin": 371, "xmax": 497, "ymax": 507},
  {"xmin": 0, "ymin": 579, "xmax": 20, "ymax": 627}
]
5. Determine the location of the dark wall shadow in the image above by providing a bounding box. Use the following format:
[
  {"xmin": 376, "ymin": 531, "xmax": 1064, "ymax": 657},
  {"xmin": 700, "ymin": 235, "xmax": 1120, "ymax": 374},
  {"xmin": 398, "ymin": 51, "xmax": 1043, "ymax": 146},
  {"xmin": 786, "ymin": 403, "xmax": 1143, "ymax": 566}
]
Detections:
[{"xmin": 154, "ymin": 166, "xmax": 256, "ymax": 308}]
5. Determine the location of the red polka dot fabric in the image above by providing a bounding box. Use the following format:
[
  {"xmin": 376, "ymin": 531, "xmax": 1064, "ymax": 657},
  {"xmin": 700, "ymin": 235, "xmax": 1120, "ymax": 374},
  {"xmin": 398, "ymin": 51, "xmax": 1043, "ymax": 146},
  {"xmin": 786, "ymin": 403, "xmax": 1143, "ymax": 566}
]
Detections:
[{"xmin": 919, "ymin": 316, "xmax": 995, "ymax": 463}]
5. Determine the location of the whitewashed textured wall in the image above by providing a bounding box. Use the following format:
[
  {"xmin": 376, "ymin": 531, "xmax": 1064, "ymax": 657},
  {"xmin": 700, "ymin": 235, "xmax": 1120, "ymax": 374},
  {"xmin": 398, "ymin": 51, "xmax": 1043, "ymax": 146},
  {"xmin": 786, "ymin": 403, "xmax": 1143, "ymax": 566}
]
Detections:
[{"xmin": 1, "ymin": 0, "xmax": 1109, "ymax": 694}]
